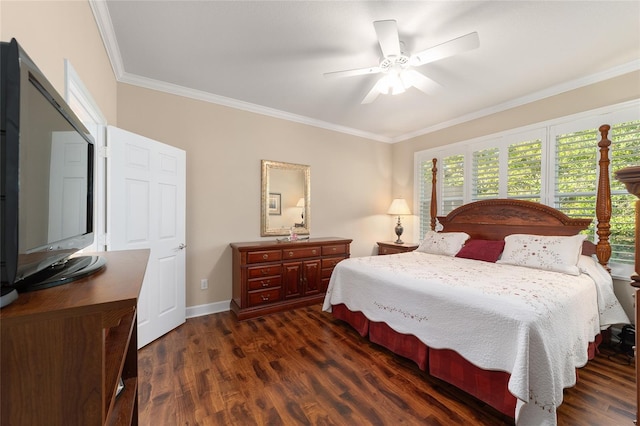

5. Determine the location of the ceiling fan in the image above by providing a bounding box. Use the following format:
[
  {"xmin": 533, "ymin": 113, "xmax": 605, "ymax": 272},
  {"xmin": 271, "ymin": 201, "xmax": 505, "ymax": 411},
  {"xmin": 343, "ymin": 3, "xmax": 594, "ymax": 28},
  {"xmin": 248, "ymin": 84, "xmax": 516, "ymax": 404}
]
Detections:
[{"xmin": 324, "ymin": 20, "xmax": 479, "ymax": 104}]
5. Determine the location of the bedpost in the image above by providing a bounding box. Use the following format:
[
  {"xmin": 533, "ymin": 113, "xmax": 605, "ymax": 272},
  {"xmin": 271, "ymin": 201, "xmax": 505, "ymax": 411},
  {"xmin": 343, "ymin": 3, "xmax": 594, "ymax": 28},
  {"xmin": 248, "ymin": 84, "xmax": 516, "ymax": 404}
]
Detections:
[
  {"xmin": 431, "ymin": 158, "xmax": 438, "ymax": 231},
  {"xmin": 596, "ymin": 124, "xmax": 612, "ymax": 270}
]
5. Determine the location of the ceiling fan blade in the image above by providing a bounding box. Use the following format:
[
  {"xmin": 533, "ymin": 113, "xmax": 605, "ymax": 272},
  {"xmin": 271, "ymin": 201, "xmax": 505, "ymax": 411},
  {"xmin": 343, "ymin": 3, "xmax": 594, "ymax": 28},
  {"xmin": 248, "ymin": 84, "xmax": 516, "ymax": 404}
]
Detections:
[
  {"xmin": 323, "ymin": 66, "xmax": 381, "ymax": 79},
  {"xmin": 409, "ymin": 31, "xmax": 479, "ymax": 67},
  {"xmin": 403, "ymin": 70, "xmax": 441, "ymax": 94},
  {"xmin": 361, "ymin": 82, "xmax": 382, "ymax": 104},
  {"xmin": 373, "ymin": 20, "xmax": 401, "ymax": 58}
]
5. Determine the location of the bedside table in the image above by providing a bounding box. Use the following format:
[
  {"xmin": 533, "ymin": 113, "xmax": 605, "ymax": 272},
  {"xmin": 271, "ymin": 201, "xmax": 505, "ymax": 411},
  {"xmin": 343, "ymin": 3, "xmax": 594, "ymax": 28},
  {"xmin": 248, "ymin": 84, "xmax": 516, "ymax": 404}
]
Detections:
[{"xmin": 377, "ymin": 241, "xmax": 419, "ymax": 255}]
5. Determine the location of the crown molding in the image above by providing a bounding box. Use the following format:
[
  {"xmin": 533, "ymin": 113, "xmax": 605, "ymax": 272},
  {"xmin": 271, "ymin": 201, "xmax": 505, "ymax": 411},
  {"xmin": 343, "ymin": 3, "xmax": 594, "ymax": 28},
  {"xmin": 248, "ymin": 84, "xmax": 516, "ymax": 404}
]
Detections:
[
  {"xmin": 89, "ymin": 0, "xmax": 125, "ymax": 80},
  {"xmin": 119, "ymin": 72, "xmax": 392, "ymax": 143},
  {"xmin": 393, "ymin": 59, "xmax": 640, "ymax": 143}
]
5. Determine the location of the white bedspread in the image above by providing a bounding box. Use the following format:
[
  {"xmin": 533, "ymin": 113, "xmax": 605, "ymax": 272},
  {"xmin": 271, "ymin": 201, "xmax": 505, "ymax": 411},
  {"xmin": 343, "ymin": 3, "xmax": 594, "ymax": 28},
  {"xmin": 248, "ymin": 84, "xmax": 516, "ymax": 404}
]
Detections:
[{"xmin": 322, "ymin": 252, "xmax": 629, "ymax": 426}]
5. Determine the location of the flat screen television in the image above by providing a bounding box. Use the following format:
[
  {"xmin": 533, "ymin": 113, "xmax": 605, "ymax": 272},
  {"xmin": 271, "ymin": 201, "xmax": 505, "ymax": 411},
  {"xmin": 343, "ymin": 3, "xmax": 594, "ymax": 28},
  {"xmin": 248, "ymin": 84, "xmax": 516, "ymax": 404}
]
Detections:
[{"xmin": 1, "ymin": 38, "xmax": 105, "ymax": 306}]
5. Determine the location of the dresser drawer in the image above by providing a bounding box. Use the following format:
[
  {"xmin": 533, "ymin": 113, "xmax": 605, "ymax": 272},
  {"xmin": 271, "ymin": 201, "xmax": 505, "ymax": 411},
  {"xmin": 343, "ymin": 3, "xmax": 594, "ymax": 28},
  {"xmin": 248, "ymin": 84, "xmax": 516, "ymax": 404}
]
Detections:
[
  {"xmin": 321, "ymin": 256, "xmax": 346, "ymax": 269},
  {"xmin": 379, "ymin": 245, "xmax": 400, "ymax": 255},
  {"xmin": 248, "ymin": 288, "xmax": 281, "ymax": 307},
  {"xmin": 247, "ymin": 249, "xmax": 282, "ymax": 264},
  {"xmin": 322, "ymin": 244, "xmax": 347, "ymax": 256},
  {"xmin": 247, "ymin": 265, "xmax": 282, "ymax": 279},
  {"xmin": 248, "ymin": 276, "xmax": 282, "ymax": 291},
  {"xmin": 283, "ymin": 246, "xmax": 321, "ymax": 259}
]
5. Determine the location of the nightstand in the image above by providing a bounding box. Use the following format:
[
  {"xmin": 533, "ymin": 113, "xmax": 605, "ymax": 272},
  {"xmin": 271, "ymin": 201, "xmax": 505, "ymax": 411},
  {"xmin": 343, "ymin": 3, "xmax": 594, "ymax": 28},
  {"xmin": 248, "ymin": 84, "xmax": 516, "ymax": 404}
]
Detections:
[{"xmin": 377, "ymin": 241, "xmax": 419, "ymax": 255}]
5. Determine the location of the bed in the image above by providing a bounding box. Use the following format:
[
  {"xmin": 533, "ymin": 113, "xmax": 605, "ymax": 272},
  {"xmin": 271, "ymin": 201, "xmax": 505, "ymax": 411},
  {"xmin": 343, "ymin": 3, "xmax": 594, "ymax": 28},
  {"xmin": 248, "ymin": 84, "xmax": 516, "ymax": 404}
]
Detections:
[{"xmin": 322, "ymin": 125, "xmax": 630, "ymax": 425}]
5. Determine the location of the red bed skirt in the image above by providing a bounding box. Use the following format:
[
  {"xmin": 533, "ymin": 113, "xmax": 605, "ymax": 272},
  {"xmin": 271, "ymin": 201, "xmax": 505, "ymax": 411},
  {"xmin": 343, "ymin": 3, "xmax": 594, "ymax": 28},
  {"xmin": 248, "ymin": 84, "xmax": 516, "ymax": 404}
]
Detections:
[
  {"xmin": 332, "ymin": 303, "xmax": 369, "ymax": 337},
  {"xmin": 330, "ymin": 303, "xmax": 601, "ymax": 418}
]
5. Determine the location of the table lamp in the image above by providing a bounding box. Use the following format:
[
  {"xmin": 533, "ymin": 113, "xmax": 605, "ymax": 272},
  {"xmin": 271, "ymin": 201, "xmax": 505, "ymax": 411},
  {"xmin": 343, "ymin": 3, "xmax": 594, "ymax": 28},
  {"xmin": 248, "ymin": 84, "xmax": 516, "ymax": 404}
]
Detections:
[{"xmin": 387, "ymin": 198, "xmax": 411, "ymax": 244}]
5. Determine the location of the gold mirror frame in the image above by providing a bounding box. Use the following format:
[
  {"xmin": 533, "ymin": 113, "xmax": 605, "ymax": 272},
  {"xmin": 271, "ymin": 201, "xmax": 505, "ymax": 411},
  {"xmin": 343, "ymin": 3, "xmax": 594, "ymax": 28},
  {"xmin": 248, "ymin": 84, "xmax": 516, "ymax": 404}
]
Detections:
[{"xmin": 261, "ymin": 160, "xmax": 310, "ymax": 237}]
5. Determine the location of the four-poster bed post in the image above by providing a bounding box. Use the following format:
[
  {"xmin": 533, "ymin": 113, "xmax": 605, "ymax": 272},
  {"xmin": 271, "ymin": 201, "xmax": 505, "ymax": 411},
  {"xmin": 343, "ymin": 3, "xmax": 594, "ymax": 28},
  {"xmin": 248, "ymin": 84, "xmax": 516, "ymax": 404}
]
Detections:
[{"xmin": 596, "ymin": 124, "xmax": 613, "ymax": 270}]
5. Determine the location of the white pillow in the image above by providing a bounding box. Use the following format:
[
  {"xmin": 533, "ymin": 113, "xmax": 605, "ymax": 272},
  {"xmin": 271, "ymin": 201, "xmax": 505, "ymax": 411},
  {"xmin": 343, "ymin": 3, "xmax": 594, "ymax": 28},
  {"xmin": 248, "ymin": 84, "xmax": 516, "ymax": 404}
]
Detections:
[
  {"xmin": 497, "ymin": 234, "xmax": 586, "ymax": 275},
  {"xmin": 416, "ymin": 231, "xmax": 470, "ymax": 256}
]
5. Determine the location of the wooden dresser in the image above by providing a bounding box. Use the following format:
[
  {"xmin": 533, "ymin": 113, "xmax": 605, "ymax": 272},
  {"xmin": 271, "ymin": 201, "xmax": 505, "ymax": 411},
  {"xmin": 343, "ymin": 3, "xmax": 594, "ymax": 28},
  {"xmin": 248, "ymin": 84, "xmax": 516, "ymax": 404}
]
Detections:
[
  {"xmin": 0, "ymin": 249, "xmax": 148, "ymax": 426},
  {"xmin": 377, "ymin": 241, "xmax": 419, "ymax": 255},
  {"xmin": 615, "ymin": 165, "xmax": 640, "ymax": 423},
  {"xmin": 231, "ymin": 237, "xmax": 352, "ymax": 320}
]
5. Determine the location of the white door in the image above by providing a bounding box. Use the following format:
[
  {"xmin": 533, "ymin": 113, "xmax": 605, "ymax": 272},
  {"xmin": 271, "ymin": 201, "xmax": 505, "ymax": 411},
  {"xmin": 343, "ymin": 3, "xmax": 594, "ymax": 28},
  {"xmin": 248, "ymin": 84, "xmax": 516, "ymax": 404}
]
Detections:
[{"xmin": 106, "ymin": 126, "xmax": 186, "ymax": 348}]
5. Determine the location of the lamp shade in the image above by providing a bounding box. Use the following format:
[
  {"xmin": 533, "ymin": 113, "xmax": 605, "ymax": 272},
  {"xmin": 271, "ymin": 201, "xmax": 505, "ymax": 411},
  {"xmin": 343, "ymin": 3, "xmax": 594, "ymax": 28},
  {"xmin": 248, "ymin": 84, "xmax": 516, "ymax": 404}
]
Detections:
[{"xmin": 387, "ymin": 198, "xmax": 411, "ymax": 216}]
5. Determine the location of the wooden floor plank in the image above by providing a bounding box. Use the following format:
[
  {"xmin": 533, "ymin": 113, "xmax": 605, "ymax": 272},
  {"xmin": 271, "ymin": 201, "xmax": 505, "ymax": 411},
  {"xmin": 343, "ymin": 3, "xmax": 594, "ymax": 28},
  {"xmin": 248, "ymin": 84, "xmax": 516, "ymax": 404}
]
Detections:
[{"xmin": 138, "ymin": 304, "xmax": 636, "ymax": 425}]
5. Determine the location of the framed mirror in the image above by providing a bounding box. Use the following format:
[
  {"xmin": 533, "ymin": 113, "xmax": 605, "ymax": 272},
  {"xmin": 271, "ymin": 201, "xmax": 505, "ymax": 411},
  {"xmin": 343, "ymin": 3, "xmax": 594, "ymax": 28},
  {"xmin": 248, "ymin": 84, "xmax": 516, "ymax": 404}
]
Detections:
[{"xmin": 261, "ymin": 160, "xmax": 310, "ymax": 237}]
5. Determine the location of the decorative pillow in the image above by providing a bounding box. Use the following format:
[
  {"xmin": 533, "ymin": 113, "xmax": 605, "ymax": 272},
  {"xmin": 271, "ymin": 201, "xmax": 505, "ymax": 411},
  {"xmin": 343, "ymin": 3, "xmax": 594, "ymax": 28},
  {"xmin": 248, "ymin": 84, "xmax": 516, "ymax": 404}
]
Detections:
[
  {"xmin": 416, "ymin": 231, "xmax": 470, "ymax": 256},
  {"xmin": 497, "ymin": 234, "xmax": 586, "ymax": 275},
  {"xmin": 455, "ymin": 239, "xmax": 505, "ymax": 263}
]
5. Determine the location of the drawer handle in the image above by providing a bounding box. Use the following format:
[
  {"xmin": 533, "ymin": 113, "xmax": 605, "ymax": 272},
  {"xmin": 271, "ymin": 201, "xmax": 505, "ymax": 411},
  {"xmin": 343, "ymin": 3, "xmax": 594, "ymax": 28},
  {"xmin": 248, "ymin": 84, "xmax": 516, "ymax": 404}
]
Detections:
[
  {"xmin": 332, "ymin": 247, "xmax": 336, "ymax": 252},
  {"xmin": 261, "ymin": 269, "xmax": 268, "ymax": 275},
  {"xmin": 261, "ymin": 280, "xmax": 270, "ymax": 287},
  {"xmin": 312, "ymin": 249, "xmax": 317, "ymax": 255},
  {"xmin": 263, "ymin": 254, "xmax": 268, "ymax": 260},
  {"xmin": 289, "ymin": 251, "xmax": 294, "ymax": 257},
  {"xmin": 261, "ymin": 295, "xmax": 270, "ymax": 301}
]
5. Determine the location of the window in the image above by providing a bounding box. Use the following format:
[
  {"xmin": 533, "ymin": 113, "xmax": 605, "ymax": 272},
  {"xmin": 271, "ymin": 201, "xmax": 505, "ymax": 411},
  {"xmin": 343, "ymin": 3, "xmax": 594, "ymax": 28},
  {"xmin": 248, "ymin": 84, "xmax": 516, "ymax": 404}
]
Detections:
[
  {"xmin": 472, "ymin": 147, "xmax": 499, "ymax": 200},
  {"xmin": 416, "ymin": 159, "xmax": 434, "ymax": 237},
  {"xmin": 442, "ymin": 154, "xmax": 465, "ymax": 214},
  {"xmin": 507, "ymin": 139, "xmax": 541, "ymax": 202},
  {"xmin": 552, "ymin": 121, "xmax": 640, "ymax": 263},
  {"xmin": 553, "ymin": 128, "xmax": 599, "ymax": 238},
  {"xmin": 610, "ymin": 120, "xmax": 640, "ymax": 264},
  {"xmin": 414, "ymin": 101, "xmax": 639, "ymax": 271}
]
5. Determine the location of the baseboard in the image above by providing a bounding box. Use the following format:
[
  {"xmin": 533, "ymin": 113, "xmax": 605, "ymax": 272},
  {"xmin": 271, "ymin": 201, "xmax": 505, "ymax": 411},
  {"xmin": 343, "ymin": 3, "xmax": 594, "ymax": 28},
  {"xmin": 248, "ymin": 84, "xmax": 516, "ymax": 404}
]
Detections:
[{"xmin": 186, "ymin": 299, "xmax": 230, "ymax": 318}]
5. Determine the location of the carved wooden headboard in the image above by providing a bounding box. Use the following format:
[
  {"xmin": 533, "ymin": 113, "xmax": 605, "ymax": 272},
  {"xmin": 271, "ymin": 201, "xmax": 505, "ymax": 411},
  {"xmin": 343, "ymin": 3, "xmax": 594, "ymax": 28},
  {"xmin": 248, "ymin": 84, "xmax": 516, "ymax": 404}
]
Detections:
[{"xmin": 430, "ymin": 125, "xmax": 613, "ymax": 268}]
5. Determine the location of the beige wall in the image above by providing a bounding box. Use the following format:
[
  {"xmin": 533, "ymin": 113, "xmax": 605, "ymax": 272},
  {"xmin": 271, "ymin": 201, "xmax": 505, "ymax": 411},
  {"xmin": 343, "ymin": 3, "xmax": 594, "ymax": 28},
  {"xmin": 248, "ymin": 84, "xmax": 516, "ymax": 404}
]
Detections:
[
  {"xmin": 1, "ymin": 1, "xmax": 118, "ymax": 123},
  {"xmin": 116, "ymin": 84, "xmax": 392, "ymax": 307}
]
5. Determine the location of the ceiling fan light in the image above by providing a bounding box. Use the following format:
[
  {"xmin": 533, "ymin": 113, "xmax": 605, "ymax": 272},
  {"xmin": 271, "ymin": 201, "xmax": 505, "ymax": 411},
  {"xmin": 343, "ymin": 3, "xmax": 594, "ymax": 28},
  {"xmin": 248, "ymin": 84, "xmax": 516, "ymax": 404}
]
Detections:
[
  {"xmin": 375, "ymin": 77, "xmax": 391, "ymax": 95},
  {"xmin": 400, "ymin": 72, "xmax": 414, "ymax": 90},
  {"xmin": 386, "ymin": 72, "xmax": 405, "ymax": 95}
]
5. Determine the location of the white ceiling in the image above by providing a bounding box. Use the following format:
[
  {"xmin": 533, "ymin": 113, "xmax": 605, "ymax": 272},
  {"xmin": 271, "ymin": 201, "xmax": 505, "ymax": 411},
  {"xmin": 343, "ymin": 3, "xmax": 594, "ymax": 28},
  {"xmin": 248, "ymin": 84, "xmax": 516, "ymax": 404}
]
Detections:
[{"xmin": 93, "ymin": 1, "xmax": 640, "ymax": 143}]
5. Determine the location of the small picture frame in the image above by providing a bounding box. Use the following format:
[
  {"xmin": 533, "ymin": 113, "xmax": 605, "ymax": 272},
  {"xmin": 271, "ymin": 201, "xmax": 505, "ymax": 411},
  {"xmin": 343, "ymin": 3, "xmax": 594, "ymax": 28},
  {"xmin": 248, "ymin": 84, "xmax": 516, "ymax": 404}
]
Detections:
[{"xmin": 268, "ymin": 192, "xmax": 281, "ymax": 215}]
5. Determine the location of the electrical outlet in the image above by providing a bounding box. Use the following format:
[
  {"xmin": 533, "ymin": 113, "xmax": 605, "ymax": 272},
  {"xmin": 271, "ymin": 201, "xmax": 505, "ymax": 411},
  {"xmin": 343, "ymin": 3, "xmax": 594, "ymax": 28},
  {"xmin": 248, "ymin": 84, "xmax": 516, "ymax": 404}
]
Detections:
[{"xmin": 200, "ymin": 278, "xmax": 208, "ymax": 290}]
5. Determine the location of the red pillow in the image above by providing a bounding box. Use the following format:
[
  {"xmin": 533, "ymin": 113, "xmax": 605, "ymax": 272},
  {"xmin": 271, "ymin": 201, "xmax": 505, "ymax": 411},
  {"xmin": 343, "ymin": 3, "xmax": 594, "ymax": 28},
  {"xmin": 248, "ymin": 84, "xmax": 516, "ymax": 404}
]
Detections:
[{"xmin": 455, "ymin": 239, "xmax": 505, "ymax": 263}]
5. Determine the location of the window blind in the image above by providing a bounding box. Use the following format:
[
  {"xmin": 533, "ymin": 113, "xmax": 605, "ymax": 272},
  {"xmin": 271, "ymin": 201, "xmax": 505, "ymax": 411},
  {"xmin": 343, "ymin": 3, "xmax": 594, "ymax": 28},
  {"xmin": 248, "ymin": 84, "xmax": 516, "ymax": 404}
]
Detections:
[
  {"xmin": 554, "ymin": 129, "xmax": 598, "ymax": 240},
  {"xmin": 610, "ymin": 120, "xmax": 640, "ymax": 263},
  {"xmin": 508, "ymin": 139, "xmax": 542, "ymax": 202},
  {"xmin": 472, "ymin": 147, "xmax": 499, "ymax": 200},
  {"xmin": 417, "ymin": 159, "xmax": 433, "ymax": 239},
  {"xmin": 442, "ymin": 154, "xmax": 464, "ymax": 214}
]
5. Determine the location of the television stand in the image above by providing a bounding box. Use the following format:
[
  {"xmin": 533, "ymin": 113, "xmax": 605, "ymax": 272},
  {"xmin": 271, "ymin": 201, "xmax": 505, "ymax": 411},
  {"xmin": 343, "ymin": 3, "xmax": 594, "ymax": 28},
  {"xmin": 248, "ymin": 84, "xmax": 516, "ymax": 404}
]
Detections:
[
  {"xmin": 19, "ymin": 255, "xmax": 107, "ymax": 292},
  {"xmin": 0, "ymin": 249, "xmax": 148, "ymax": 425}
]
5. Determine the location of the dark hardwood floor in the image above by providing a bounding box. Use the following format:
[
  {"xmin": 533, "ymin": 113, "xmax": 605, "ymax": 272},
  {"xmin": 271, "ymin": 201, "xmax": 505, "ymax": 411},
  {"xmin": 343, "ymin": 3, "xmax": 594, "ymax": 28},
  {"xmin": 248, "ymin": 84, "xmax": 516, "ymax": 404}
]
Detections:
[{"xmin": 138, "ymin": 304, "xmax": 636, "ymax": 425}]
